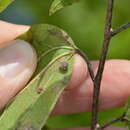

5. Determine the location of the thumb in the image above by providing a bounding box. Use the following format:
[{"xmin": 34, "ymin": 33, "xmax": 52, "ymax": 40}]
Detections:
[{"xmin": 0, "ymin": 39, "xmax": 37, "ymax": 109}]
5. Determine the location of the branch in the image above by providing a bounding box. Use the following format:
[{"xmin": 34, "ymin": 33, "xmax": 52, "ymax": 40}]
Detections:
[
  {"xmin": 91, "ymin": 0, "xmax": 114, "ymax": 129},
  {"xmin": 111, "ymin": 22, "xmax": 130, "ymax": 36},
  {"xmin": 75, "ymin": 49, "xmax": 95, "ymax": 81},
  {"xmin": 99, "ymin": 115, "xmax": 125, "ymax": 129}
]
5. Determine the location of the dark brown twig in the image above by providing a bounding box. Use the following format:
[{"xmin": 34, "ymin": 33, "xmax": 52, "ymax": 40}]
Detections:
[
  {"xmin": 74, "ymin": 0, "xmax": 130, "ymax": 129},
  {"xmin": 91, "ymin": 0, "xmax": 114, "ymax": 129},
  {"xmin": 99, "ymin": 114, "xmax": 125, "ymax": 129},
  {"xmin": 75, "ymin": 48, "xmax": 95, "ymax": 81},
  {"xmin": 111, "ymin": 22, "xmax": 130, "ymax": 36}
]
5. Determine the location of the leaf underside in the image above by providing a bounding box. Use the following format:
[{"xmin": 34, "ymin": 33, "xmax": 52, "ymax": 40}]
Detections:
[
  {"xmin": 49, "ymin": 0, "xmax": 79, "ymax": 15},
  {"xmin": 0, "ymin": 24, "xmax": 75, "ymax": 130}
]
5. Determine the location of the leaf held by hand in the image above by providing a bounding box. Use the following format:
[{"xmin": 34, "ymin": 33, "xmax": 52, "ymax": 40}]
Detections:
[{"xmin": 0, "ymin": 24, "xmax": 75, "ymax": 130}]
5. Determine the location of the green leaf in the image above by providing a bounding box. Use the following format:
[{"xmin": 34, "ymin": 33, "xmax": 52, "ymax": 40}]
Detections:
[
  {"xmin": 49, "ymin": 0, "xmax": 79, "ymax": 15},
  {"xmin": 18, "ymin": 24, "xmax": 76, "ymax": 75},
  {"xmin": 0, "ymin": 24, "xmax": 75, "ymax": 130},
  {"xmin": 0, "ymin": 0, "xmax": 14, "ymax": 13},
  {"xmin": 123, "ymin": 97, "xmax": 130, "ymax": 129}
]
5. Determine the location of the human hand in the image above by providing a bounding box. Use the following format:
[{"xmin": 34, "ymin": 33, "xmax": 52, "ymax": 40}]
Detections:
[{"xmin": 0, "ymin": 21, "xmax": 129, "ymax": 130}]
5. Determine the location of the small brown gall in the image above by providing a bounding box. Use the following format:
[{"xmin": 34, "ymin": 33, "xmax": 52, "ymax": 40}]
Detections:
[{"xmin": 59, "ymin": 61, "xmax": 68, "ymax": 73}]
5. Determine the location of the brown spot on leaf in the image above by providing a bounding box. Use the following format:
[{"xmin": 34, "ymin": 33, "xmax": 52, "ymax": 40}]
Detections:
[
  {"xmin": 59, "ymin": 61, "xmax": 68, "ymax": 73},
  {"xmin": 36, "ymin": 88, "xmax": 43, "ymax": 94}
]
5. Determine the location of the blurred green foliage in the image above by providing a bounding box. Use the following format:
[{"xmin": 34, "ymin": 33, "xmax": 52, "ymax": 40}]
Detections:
[
  {"xmin": 1, "ymin": 0, "xmax": 130, "ymax": 129},
  {"xmin": 1, "ymin": 0, "xmax": 130, "ymax": 60},
  {"xmin": 46, "ymin": 108, "xmax": 124, "ymax": 129}
]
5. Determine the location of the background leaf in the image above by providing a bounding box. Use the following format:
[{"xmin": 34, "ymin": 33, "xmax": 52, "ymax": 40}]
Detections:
[
  {"xmin": 123, "ymin": 97, "xmax": 130, "ymax": 129},
  {"xmin": 0, "ymin": 0, "xmax": 14, "ymax": 13},
  {"xmin": 49, "ymin": 0, "xmax": 79, "ymax": 15},
  {"xmin": 0, "ymin": 24, "xmax": 75, "ymax": 130},
  {"xmin": 46, "ymin": 108, "xmax": 124, "ymax": 129}
]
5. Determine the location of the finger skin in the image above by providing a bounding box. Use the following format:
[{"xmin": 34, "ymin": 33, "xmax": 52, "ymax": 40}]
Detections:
[
  {"xmin": 0, "ymin": 21, "xmax": 29, "ymax": 46},
  {"xmin": 54, "ymin": 56, "xmax": 130, "ymax": 114},
  {"xmin": 0, "ymin": 40, "xmax": 37, "ymax": 109},
  {"xmin": 0, "ymin": 21, "xmax": 36, "ymax": 109},
  {"xmin": 1, "ymin": 21, "xmax": 130, "ymax": 116}
]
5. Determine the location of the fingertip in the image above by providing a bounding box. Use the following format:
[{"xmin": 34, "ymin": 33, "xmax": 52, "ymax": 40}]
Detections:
[
  {"xmin": 68, "ymin": 54, "xmax": 88, "ymax": 89},
  {"xmin": 0, "ymin": 40, "xmax": 37, "ymax": 109},
  {"xmin": 0, "ymin": 21, "xmax": 29, "ymax": 46}
]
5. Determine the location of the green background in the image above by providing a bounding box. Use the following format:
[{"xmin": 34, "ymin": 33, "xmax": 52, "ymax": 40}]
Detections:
[
  {"xmin": 1, "ymin": 0, "xmax": 130, "ymax": 60},
  {"xmin": 1, "ymin": 0, "xmax": 130, "ymax": 129}
]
